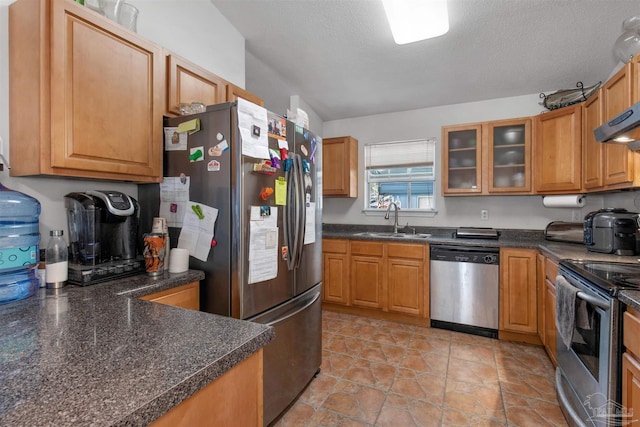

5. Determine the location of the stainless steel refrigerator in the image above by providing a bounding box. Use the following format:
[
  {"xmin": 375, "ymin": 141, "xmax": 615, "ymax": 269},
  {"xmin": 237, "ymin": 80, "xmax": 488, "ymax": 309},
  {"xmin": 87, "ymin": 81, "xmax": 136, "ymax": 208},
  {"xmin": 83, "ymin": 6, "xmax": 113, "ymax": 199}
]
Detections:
[{"xmin": 138, "ymin": 102, "xmax": 322, "ymax": 426}]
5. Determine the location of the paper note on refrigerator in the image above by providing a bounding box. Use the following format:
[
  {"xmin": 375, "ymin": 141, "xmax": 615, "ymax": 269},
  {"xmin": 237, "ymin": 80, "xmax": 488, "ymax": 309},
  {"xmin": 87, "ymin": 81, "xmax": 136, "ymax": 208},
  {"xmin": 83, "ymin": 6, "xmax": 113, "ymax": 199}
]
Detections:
[
  {"xmin": 304, "ymin": 202, "xmax": 316, "ymax": 245},
  {"xmin": 238, "ymin": 98, "xmax": 270, "ymax": 159},
  {"xmin": 248, "ymin": 206, "xmax": 279, "ymax": 284},
  {"xmin": 159, "ymin": 177, "xmax": 191, "ymax": 227},
  {"xmin": 177, "ymin": 201, "xmax": 218, "ymax": 262}
]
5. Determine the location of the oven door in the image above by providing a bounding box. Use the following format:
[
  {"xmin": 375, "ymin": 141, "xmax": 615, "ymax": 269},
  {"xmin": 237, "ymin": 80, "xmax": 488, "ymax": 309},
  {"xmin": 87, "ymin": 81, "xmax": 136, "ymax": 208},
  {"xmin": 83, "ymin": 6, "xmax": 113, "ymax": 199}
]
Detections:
[{"xmin": 556, "ymin": 271, "xmax": 612, "ymax": 426}]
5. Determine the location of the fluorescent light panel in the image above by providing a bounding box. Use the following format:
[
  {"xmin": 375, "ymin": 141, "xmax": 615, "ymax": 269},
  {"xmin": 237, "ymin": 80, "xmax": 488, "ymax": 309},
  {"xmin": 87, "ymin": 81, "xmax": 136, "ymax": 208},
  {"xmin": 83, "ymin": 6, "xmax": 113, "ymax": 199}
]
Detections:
[{"xmin": 382, "ymin": 0, "xmax": 449, "ymax": 45}]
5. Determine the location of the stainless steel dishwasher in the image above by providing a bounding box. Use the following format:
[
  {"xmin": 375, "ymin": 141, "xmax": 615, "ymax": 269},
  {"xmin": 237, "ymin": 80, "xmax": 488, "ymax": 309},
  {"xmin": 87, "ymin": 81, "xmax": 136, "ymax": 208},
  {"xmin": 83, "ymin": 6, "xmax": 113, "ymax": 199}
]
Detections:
[{"xmin": 430, "ymin": 245, "xmax": 500, "ymax": 338}]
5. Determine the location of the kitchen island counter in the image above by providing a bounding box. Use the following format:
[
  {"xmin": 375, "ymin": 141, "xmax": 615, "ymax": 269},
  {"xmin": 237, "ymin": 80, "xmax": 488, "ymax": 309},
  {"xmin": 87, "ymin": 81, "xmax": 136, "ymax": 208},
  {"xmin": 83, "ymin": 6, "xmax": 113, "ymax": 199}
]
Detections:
[{"xmin": 0, "ymin": 270, "xmax": 274, "ymax": 427}]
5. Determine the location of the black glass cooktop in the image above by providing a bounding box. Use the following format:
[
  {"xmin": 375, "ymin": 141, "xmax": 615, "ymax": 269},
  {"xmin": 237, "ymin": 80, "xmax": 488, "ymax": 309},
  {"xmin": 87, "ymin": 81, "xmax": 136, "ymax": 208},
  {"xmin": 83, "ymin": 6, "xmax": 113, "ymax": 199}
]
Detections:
[{"xmin": 560, "ymin": 260, "xmax": 640, "ymax": 295}]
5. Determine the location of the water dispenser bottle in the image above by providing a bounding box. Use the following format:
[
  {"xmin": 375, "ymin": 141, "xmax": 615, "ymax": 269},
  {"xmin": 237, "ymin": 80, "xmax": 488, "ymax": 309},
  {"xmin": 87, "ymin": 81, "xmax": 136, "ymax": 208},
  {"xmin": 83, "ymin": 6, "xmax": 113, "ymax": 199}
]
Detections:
[{"xmin": 0, "ymin": 181, "xmax": 41, "ymax": 304}]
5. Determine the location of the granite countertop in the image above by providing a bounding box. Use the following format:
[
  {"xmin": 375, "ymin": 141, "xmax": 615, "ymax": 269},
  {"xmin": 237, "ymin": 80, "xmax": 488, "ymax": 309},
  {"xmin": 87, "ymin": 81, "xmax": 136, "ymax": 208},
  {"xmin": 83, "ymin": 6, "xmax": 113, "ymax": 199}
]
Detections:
[
  {"xmin": 0, "ymin": 271, "xmax": 274, "ymax": 427},
  {"xmin": 322, "ymin": 224, "xmax": 545, "ymax": 249}
]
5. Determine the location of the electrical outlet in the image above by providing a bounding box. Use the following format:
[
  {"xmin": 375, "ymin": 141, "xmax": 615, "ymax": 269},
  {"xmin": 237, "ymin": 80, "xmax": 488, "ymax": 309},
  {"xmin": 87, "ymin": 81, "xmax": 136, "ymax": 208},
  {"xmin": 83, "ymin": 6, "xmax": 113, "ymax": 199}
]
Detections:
[
  {"xmin": 480, "ymin": 209, "xmax": 489, "ymax": 220},
  {"xmin": 571, "ymin": 210, "xmax": 582, "ymax": 222}
]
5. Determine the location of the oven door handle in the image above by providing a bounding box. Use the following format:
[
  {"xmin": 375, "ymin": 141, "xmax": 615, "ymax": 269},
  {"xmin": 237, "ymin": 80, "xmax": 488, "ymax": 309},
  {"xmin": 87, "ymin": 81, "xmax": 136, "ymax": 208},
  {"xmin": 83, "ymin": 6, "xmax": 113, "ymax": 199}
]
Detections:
[{"xmin": 577, "ymin": 290, "xmax": 609, "ymax": 310}]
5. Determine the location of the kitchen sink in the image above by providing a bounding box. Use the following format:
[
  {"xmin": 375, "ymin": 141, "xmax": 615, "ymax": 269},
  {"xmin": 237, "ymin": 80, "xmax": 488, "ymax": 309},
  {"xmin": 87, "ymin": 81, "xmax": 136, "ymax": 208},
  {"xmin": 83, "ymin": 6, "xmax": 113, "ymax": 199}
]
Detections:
[{"xmin": 354, "ymin": 232, "xmax": 431, "ymax": 239}]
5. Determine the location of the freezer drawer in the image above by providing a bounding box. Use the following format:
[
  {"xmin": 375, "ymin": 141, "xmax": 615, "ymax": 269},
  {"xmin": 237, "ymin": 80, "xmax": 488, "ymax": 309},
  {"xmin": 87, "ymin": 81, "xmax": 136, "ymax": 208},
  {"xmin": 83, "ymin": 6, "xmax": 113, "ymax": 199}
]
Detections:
[{"xmin": 249, "ymin": 283, "xmax": 322, "ymax": 426}]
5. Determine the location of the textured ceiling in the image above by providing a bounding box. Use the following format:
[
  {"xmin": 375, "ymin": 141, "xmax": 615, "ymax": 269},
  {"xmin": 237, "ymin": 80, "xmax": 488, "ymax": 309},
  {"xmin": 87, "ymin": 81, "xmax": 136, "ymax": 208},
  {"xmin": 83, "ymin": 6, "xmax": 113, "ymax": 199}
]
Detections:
[{"xmin": 212, "ymin": 0, "xmax": 640, "ymax": 121}]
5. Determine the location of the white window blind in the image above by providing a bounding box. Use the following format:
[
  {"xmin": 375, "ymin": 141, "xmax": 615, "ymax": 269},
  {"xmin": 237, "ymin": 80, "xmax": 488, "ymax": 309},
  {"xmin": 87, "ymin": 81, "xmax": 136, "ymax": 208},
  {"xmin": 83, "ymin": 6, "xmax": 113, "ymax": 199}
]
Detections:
[{"xmin": 366, "ymin": 139, "xmax": 435, "ymax": 170}]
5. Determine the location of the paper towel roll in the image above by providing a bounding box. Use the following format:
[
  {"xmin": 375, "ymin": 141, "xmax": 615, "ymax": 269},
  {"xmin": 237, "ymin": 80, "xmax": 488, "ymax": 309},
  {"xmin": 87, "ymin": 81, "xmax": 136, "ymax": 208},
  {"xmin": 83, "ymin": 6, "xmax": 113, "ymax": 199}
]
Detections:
[
  {"xmin": 542, "ymin": 195, "xmax": 586, "ymax": 208},
  {"xmin": 168, "ymin": 248, "xmax": 190, "ymax": 273}
]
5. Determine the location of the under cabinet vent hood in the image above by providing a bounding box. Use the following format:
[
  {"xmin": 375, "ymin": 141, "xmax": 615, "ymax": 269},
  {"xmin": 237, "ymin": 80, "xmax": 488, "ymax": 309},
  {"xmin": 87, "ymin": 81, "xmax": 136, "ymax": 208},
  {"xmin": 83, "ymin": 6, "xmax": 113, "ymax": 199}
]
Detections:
[{"xmin": 595, "ymin": 100, "xmax": 640, "ymax": 150}]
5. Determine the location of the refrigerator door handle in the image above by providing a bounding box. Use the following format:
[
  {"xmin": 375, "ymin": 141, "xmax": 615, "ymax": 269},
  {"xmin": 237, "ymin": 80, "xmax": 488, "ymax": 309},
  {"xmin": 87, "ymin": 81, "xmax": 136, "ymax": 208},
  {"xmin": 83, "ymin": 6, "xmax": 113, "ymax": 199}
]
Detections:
[
  {"xmin": 283, "ymin": 154, "xmax": 295, "ymax": 271},
  {"xmin": 294, "ymin": 154, "xmax": 306, "ymax": 269},
  {"xmin": 262, "ymin": 289, "xmax": 320, "ymax": 327}
]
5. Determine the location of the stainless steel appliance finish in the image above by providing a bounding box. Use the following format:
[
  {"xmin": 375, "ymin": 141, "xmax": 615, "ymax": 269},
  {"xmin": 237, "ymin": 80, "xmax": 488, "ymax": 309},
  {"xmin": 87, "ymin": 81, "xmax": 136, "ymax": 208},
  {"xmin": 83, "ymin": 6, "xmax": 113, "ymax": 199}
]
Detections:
[
  {"xmin": 138, "ymin": 102, "xmax": 323, "ymax": 426},
  {"xmin": 594, "ymin": 99, "xmax": 640, "ymax": 148},
  {"xmin": 430, "ymin": 245, "xmax": 500, "ymax": 338},
  {"xmin": 454, "ymin": 227, "xmax": 500, "ymax": 240},
  {"xmin": 556, "ymin": 261, "xmax": 626, "ymax": 427},
  {"xmin": 544, "ymin": 221, "xmax": 584, "ymax": 244}
]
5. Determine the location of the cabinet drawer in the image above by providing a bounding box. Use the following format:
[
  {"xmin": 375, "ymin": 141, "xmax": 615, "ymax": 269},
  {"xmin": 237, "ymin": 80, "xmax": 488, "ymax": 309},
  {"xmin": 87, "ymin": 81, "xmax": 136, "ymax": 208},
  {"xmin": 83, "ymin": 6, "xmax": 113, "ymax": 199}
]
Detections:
[
  {"xmin": 624, "ymin": 309, "xmax": 640, "ymax": 358},
  {"xmin": 387, "ymin": 243, "xmax": 424, "ymax": 260},
  {"xmin": 350, "ymin": 241, "xmax": 383, "ymax": 257},
  {"xmin": 545, "ymin": 257, "xmax": 559, "ymax": 282},
  {"xmin": 323, "ymin": 239, "xmax": 348, "ymax": 254}
]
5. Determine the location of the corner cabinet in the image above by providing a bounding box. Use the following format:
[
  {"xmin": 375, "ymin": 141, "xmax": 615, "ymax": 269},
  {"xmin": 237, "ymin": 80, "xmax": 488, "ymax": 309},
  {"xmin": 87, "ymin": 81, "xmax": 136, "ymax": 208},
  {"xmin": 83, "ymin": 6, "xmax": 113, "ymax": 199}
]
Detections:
[
  {"xmin": 139, "ymin": 282, "xmax": 200, "ymax": 311},
  {"xmin": 534, "ymin": 104, "xmax": 583, "ymax": 194},
  {"xmin": 322, "ymin": 136, "xmax": 358, "ymax": 197},
  {"xmin": 226, "ymin": 83, "xmax": 264, "ymax": 106},
  {"xmin": 9, "ymin": 0, "xmax": 164, "ymax": 182},
  {"xmin": 442, "ymin": 117, "xmax": 532, "ymax": 195},
  {"xmin": 150, "ymin": 349, "xmax": 263, "ymax": 427}
]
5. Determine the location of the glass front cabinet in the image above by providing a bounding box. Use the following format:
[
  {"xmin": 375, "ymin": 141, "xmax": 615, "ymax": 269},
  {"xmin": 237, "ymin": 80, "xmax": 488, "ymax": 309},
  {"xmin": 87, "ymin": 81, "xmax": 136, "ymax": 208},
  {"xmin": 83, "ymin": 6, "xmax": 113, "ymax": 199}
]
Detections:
[{"xmin": 443, "ymin": 118, "xmax": 532, "ymax": 195}]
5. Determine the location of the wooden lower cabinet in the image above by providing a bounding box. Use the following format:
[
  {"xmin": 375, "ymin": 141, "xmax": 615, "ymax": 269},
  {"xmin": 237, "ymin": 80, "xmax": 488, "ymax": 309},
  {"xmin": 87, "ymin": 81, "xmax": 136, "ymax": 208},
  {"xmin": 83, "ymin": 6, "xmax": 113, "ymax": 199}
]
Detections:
[
  {"xmin": 623, "ymin": 308, "xmax": 640, "ymax": 424},
  {"xmin": 140, "ymin": 281, "xmax": 200, "ymax": 311},
  {"xmin": 499, "ymin": 248, "xmax": 538, "ymax": 340},
  {"xmin": 150, "ymin": 349, "xmax": 263, "ymax": 427},
  {"xmin": 544, "ymin": 281, "xmax": 558, "ymax": 366},
  {"xmin": 322, "ymin": 238, "xmax": 429, "ymax": 324},
  {"xmin": 350, "ymin": 241, "xmax": 384, "ymax": 309},
  {"xmin": 387, "ymin": 243, "xmax": 428, "ymax": 317},
  {"xmin": 322, "ymin": 239, "xmax": 350, "ymax": 305}
]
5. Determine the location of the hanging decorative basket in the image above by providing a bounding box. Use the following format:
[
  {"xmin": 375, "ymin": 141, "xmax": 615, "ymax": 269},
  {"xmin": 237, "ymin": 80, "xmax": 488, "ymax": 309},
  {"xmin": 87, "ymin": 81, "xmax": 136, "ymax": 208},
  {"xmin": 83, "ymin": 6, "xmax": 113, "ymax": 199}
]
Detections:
[{"xmin": 539, "ymin": 81, "xmax": 602, "ymax": 111}]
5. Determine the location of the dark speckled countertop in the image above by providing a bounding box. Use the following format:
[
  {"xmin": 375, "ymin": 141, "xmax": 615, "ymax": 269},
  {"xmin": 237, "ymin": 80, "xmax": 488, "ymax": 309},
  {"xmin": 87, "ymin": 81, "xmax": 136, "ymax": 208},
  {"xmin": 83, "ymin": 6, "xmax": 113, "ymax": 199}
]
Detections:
[{"xmin": 0, "ymin": 270, "xmax": 274, "ymax": 427}]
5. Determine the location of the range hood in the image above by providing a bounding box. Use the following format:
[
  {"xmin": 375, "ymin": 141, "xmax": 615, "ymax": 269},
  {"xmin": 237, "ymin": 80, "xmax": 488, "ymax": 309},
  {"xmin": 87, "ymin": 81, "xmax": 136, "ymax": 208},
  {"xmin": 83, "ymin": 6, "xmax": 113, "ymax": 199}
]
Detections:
[{"xmin": 594, "ymin": 100, "xmax": 640, "ymax": 150}]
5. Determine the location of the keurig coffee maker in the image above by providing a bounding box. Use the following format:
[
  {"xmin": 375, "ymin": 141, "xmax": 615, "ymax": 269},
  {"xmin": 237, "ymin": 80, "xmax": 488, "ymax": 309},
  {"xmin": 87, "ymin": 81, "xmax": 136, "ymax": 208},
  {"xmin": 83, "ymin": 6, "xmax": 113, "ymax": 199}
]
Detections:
[{"xmin": 65, "ymin": 191, "xmax": 145, "ymax": 285}]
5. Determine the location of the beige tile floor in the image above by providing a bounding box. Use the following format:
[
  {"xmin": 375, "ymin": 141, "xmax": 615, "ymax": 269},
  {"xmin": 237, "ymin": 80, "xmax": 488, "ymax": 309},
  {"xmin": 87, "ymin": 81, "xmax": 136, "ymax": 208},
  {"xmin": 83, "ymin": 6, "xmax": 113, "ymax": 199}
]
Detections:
[{"xmin": 273, "ymin": 310, "xmax": 569, "ymax": 427}]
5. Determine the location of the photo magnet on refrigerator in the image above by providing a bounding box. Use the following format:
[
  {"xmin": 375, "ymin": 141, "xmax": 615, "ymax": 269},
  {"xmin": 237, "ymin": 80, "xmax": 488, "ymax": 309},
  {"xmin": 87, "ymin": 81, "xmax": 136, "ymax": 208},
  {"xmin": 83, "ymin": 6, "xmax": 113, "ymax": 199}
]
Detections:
[{"xmin": 207, "ymin": 160, "xmax": 221, "ymax": 171}]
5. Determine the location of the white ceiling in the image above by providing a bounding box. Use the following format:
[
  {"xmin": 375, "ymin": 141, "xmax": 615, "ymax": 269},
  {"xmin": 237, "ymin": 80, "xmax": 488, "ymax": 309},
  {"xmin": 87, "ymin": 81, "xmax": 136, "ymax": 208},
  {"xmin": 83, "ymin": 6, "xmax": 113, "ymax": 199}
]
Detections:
[{"xmin": 212, "ymin": 0, "xmax": 640, "ymax": 121}]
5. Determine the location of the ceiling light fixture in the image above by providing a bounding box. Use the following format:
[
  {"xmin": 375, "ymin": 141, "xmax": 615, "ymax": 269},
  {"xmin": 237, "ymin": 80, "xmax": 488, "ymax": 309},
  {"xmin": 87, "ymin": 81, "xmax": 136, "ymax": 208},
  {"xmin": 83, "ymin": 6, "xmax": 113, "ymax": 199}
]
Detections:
[{"xmin": 382, "ymin": 0, "xmax": 449, "ymax": 45}]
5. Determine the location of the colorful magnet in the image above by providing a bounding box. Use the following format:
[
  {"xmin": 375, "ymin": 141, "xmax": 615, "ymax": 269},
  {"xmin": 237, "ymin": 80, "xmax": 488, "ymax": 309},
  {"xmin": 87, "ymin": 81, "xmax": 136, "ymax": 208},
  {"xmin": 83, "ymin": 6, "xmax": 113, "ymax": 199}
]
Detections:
[
  {"xmin": 302, "ymin": 159, "xmax": 310, "ymax": 173},
  {"xmin": 310, "ymin": 138, "xmax": 317, "ymax": 164},
  {"xmin": 179, "ymin": 173, "xmax": 187, "ymax": 184},
  {"xmin": 189, "ymin": 147, "xmax": 204, "ymax": 162},
  {"xmin": 283, "ymin": 158, "xmax": 293, "ymax": 172},
  {"xmin": 192, "ymin": 204, "xmax": 205, "ymax": 219},
  {"xmin": 279, "ymin": 147, "xmax": 288, "ymax": 160},
  {"xmin": 260, "ymin": 206, "xmax": 271, "ymax": 217},
  {"xmin": 300, "ymin": 145, "xmax": 308, "ymax": 156},
  {"xmin": 253, "ymin": 160, "xmax": 276, "ymax": 174},
  {"xmin": 207, "ymin": 160, "xmax": 221, "ymax": 171},
  {"xmin": 209, "ymin": 140, "xmax": 229, "ymax": 157},
  {"xmin": 260, "ymin": 187, "xmax": 274, "ymax": 201},
  {"xmin": 170, "ymin": 203, "xmax": 178, "ymax": 213},
  {"xmin": 211, "ymin": 238, "xmax": 217, "ymax": 247},
  {"xmin": 303, "ymin": 130, "xmax": 309, "ymax": 140},
  {"xmin": 269, "ymin": 149, "xmax": 281, "ymax": 169},
  {"xmin": 252, "ymin": 125, "xmax": 261, "ymax": 137},
  {"xmin": 281, "ymin": 246, "xmax": 288, "ymax": 261}
]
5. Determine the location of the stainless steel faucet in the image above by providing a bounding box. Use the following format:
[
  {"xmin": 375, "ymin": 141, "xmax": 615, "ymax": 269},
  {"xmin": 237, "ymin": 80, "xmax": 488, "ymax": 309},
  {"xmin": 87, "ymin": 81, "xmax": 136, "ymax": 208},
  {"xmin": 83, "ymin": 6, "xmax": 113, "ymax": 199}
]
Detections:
[{"xmin": 385, "ymin": 202, "xmax": 399, "ymax": 234}]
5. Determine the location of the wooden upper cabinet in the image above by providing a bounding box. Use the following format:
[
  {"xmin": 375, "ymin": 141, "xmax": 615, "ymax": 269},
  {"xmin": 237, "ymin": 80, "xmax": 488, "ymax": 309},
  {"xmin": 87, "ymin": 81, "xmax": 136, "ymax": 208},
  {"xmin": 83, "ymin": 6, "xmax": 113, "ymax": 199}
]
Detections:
[
  {"xmin": 602, "ymin": 63, "xmax": 635, "ymax": 187},
  {"xmin": 582, "ymin": 89, "xmax": 605, "ymax": 190},
  {"xmin": 226, "ymin": 83, "xmax": 264, "ymax": 106},
  {"xmin": 487, "ymin": 117, "xmax": 532, "ymax": 194},
  {"xmin": 534, "ymin": 104, "xmax": 583, "ymax": 193},
  {"xmin": 442, "ymin": 123, "xmax": 483, "ymax": 194},
  {"xmin": 166, "ymin": 53, "xmax": 226, "ymax": 116},
  {"xmin": 9, "ymin": 0, "xmax": 163, "ymax": 182},
  {"xmin": 323, "ymin": 136, "xmax": 359, "ymax": 197}
]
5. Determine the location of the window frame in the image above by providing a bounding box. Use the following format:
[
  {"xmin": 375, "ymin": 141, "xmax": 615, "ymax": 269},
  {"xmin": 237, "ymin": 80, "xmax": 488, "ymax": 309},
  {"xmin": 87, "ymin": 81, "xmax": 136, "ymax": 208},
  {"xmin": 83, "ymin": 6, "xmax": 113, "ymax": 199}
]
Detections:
[{"xmin": 362, "ymin": 138, "xmax": 438, "ymax": 215}]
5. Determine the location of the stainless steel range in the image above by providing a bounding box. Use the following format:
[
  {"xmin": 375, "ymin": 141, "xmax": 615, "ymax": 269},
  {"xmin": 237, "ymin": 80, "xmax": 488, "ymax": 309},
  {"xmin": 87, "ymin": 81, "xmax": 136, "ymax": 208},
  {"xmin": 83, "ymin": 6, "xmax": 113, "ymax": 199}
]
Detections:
[{"xmin": 557, "ymin": 260, "xmax": 640, "ymax": 427}]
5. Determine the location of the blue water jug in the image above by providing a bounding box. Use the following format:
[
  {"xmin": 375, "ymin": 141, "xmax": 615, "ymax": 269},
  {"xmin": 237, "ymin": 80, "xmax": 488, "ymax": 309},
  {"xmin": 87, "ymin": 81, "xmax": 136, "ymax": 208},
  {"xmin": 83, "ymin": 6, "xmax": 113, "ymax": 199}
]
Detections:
[{"xmin": 0, "ymin": 181, "xmax": 41, "ymax": 304}]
